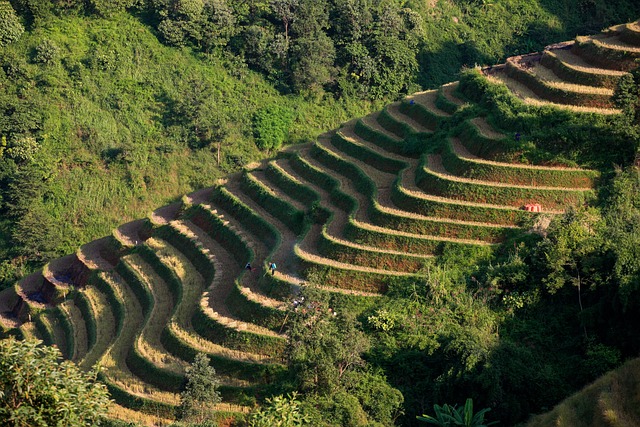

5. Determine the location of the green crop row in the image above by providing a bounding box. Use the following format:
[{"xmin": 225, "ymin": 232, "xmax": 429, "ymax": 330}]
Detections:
[
  {"xmin": 316, "ymin": 228, "xmax": 428, "ymax": 273},
  {"xmin": 351, "ymin": 119, "xmax": 406, "ymax": 155},
  {"xmin": 540, "ymin": 50, "xmax": 624, "ymax": 89},
  {"xmin": 573, "ymin": 38, "xmax": 640, "ymax": 72},
  {"xmin": 187, "ymin": 205, "xmax": 252, "ymax": 264},
  {"xmin": 225, "ymin": 283, "xmax": 288, "ymax": 332},
  {"xmin": 298, "ymin": 262, "xmax": 394, "ymax": 294},
  {"xmin": 264, "ymin": 161, "xmax": 320, "ymax": 206},
  {"xmin": 239, "ymin": 171, "xmax": 306, "ymax": 236},
  {"xmin": 212, "ymin": 187, "xmax": 279, "ymax": 249},
  {"xmin": 416, "ymin": 158, "xmax": 594, "ymax": 209},
  {"xmin": 126, "ymin": 344, "xmax": 184, "ymax": 392},
  {"xmin": 435, "ymin": 87, "xmax": 460, "ymax": 115},
  {"xmin": 288, "ymin": 152, "xmax": 356, "ymax": 214},
  {"xmin": 34, "ymin": 313, "xmax": 55, "ymax": 347},
  {"xmin": 258, "ymin": 273, "xmax": 296, "ymax": 300},
  {"xmin": 331, "ymin": 132, "xmax": 406, "ymax": 174},
  {"xmin": 375, "ymin": 108, "xmax": 412, "ymax": 139},
  {"xmin": 98, "ymin": 373, "xmax": 176, "ymax": 418},
  {"xmin": 136, "ymin": 245, "xmax": 183, "ymax": 306},
  {"xmin": 89, "ymin": 272, "xmax": 125, "ymax": 336},
  {"xmin": 115, "ymin": 261, "xmax": 153, "ymax": 318},
  {"xmin": 51, "ymin": 306, "xmax": 75, "ymax": 361},
  {"xmin": 160, "ymin": 325, "xmax": 286, "ymax": 382},
  {"xmin": 309, "ymin": 143, "xmax": 380, "ymax": 197},
  {"xmin": 154, "ymin": 224, "xmax": 215, "ymax": 285},
  {"xmin": 451, "ymin": 118, "xmax": 516, "ymax": 160},
  {"xmin": 398, "ymin": 100, "xmax": 443, "ymax": 131},
  {"xmin": 505, "ymin": 61, "xmax": 613, "ymax": 108},
  {"xmin": 440, "ymin": 138, "xmax": 599, "ymax": 187},
  {"xmin": 308, "ymin": 143, "xmax": 512, "ymax": 242},
  {"xmin": 74, "ymin": 291, "xmax": 97, "ymax": 351},
  {"xmin": 342, "ymin": 218, "xmax": 483, "ymax": 254},
  {"xmin": 368, "ymin": 201, "xmax": 515, "ymax": 243},
  {"xmin": 191, "ymin": 307, "xmax": 286, "ymax": 359}
]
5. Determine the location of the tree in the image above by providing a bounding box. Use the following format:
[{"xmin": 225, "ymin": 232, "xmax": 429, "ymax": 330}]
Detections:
[
  {"xmin": 289, "ymin": 0, "xmax": 335, "ymax": 93},
  {"xmin": 0, "ymin": 337, "xmax": 110, "ymax": 427},
  {"xmin": 247, "ymin": 392, "xmax": 310, "ymax": 427},
  {"xmin": 287, "ymin": 288, "xmax": 369, "ymax": 393},
  {"xmin": 252, "ymin": 104, "xmax": 293, "ymax": 154},
  {"xmin": 0, "ymin": 1, "xmax": 24, "ymax": 48},
  {"xmin": 178, "ymin": 353, "xmax": 222, "ymax": 422},
  {"xmin": 417, "ymin": 398, "xmax": 498, "ymax": 427}
]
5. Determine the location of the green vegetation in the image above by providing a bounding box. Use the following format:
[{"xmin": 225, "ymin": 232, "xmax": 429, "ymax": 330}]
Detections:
[
  {"xmin": 0, "ymin": 337, "xmax": 109, "ymax": 426},
  {"xmin": 1, "ymin": 2, "xmax": 640, "ymax": 427}
]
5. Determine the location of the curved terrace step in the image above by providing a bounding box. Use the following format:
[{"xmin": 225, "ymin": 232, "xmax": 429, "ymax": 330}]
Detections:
[
  {"xmin": 405, "ymin": 89, "xmax": 452, "ymax": 117},
  {"xmin": 144, "ymin": 235, "xmax": 278, "ymax": 365},
  {"xmin": 447, "ymin": 137, "xmax": 599, "ymax": 188},
  {"xmin": 79, "ymin": 285, "xmax": 117, "ymax": 370},
  {"xmin": 419, "ymin": 154, "xmax": 593, "ymax": 210},
  {"xmin": 541, "ymin": 46, "xmax": 628, "ymax": 89},
  {"xmin": 385, "ymin": 102, "xmax": 433, "ymax": 134},
  {"xmin": 486, "ymin": 69, "xmax": 621, "ymax": 115},
  {"xmin": 166, "ymin": 218, "xmax": 285, "ymax": 340},
  {"xmin": 174, "ymin": 218, "xmax": 286, "ymax": 311},
  {"xmin": 314, "ymin": 133, "xmax": 525, "ymax": 228}
]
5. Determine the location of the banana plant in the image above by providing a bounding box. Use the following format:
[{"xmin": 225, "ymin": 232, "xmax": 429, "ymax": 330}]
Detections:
[{"xmin": 417, "ymin": 398, "xmax": 499, "ymax": 427}]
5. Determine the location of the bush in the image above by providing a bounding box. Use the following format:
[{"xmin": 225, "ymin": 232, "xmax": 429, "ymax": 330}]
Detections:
[
  {"xmin": 253, "ymin": 105, "xmax": 294, "ymax": 154},
  {"xmin": 33, "ymin": 39, "xmax": 60, "ymax": 65},
  {"xmin": 0, "ymin": 1, "xmax": 24, "ymax": 48}
]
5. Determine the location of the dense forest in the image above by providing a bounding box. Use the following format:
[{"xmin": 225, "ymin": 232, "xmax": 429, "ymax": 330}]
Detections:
[{"xmin": 1, "ymin": 0, "xmax": 640, "ymax": 426}]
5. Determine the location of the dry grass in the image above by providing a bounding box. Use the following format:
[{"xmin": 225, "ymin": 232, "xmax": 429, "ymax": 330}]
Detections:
[
  {"xmin": 107, "ymin": 403, "xmax": 174, "ymax": 427},
  {"xmin": 79, "ymin": 286, "xmax": 116, "ymax": 370},
  {"xmin": 385, "ymin": 102, "xmax": 432, "ymax": 133},
  {"xmin": 550, "ymin": 48, "xmax": 628, "ymax": 76},
  {"xmin": 588, "ymin": 34, "xmax": 640, "ymax": 53},
  {"xmin": 60, "ymin": 300, "xmax": 88, "ymax": 363},
  {"xmin": 147, "ymin": 237, "xmax": 274, "ymax": 363},
  {"xmin": 405, "ymin": 89, "xmax": 451, "ymax": 116},
  {"xmin": 487, "ymin": 72, "xmax": 622, "ymax": 115},
  {"xmin": 126, "ymin": 252, "xmax": 185, "ymax": 373},
  {"xmin": 531, "ymin": 64, "xmax": 614, "ymax": 95},
  {"xmin": 441, "ymin": 81, "xmax": 467, "ymax": 106},
  {"xmin": 524, "ymin": 357, "xmax": 640, "ymax": 427},
  {"xmin": 361, "ymin": 113, "xmax": 403, "ymax": 141}
]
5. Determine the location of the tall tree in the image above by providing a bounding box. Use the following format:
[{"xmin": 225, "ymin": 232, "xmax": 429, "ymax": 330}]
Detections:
[{"xmin": 178, "ymin": 353, "xmax": 222, "ymax": 422}]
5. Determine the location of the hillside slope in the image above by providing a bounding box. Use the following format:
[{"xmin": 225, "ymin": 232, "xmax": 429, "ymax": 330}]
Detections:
[
  {"xmin": 524, "ymin": 357, "xmax": 640, "ymax": 427},
  {"xmin": 2, "ymin": 17, "xmax": 640, "ymax": 426}
]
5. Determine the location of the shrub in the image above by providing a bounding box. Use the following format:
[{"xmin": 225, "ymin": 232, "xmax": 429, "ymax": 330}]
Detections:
[
  {"xmin": 253, "ymin": 105, "xmax": 294, "ymax": 154},
  {"xmin": 0, "ymin": 1, "xmax": 24, "ymax": 48},
  {"xmin": 33, "ymin": 39, "xmax": 60, "ymax": 65}
]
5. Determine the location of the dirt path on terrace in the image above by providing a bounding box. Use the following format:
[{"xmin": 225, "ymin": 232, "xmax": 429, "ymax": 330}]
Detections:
[
  {"xmin": 336, "ymin": 124, "xmax": 524, "ymax": 225},
  {"xmin": 385, "ymin": 102, "xmax": 434, "ymax": 133},
  {"xmin": 169, "ymin": 219, "xmax": 283, "ymax": 339},
  {"xmin": 428, "ymin": 154, "xmax": 592, "ymax": 191},
  {"xmin": 405, "ymin": 89, "xmax": 452, "ymax": 117}
]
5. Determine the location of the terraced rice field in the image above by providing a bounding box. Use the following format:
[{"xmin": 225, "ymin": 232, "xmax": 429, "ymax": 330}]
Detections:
[{"xmin": 1, "ymin": 18, "xmax": 635, "ymax": 426}]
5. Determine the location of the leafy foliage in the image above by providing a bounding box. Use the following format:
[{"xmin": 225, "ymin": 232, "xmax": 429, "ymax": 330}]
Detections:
[
  {"xmin": 247, "ymin": 392, "xmax": 310, "ymax": 427},
  {"xmin": 0, "ymin": 337, "xmax": 110, "ymax": 426},
  {"xmin": 253, "ymin": 105, "xmax": 294, "ymax": 154},
  {"xmin": 0, "ymin": 1, "xmax": 23, "ymax": 48},
  {"xmin": 177, "ymin": 353, "xmax": 222, "ymax": 423},
  {"xmin": 417, "ymin": 398, "xmax": 498, "ymax": 427}
]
